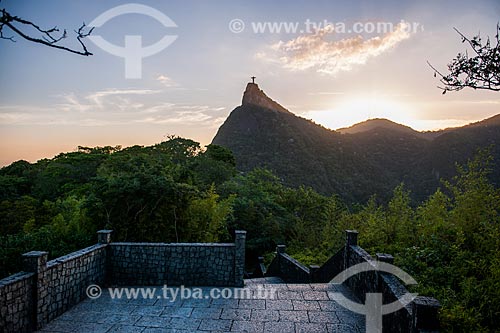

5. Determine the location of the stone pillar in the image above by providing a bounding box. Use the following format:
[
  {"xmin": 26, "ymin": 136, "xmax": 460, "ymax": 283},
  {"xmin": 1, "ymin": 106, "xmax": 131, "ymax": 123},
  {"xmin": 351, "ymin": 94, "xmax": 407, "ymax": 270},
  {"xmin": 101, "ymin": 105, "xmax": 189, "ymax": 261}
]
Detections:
[
  {"xmin": 344, "ymin": 230, "xmax": 358, "ymax": 271},
  {"xmin": 22, "ymin": 251, "xmax": 48, "ymax": 274},
  {"xmin": 276, "ymin": 245, "xmax": 286, "ymax": 273},
  {"xmin": 256, "ymin": 257, "xmax": 267, "ymax": 277},
  {"xmin": 97, "ymin": 230, "xmax": 113, "ymax": 244},
  {"xmin": 412, "ymin": 296, "xmax": 441, "ymax": 332},
  {"xmin": 346, "ymin": 230, "xmax": 358, "ymax": 246},
  {"xmin": 97, "ymin": 230, "xmax": 113, "ymax": 285},
  {"xmin": 309, "ymin": 265, "xmax": 320, "ymax": 283},
  {"xmin": 374, "ymin": 253, "xmax": 395, "ymax": 297},
  {"xmin": 22, "ymin": 251, "xmax": 48, "ymax": 330},
  {"xmin": 376, "ymin": 253, "xmax": 394, "ymax": 264},
  {"xmin": 234, "ymin": 230, "xmax": 246, "ymax": 287}
]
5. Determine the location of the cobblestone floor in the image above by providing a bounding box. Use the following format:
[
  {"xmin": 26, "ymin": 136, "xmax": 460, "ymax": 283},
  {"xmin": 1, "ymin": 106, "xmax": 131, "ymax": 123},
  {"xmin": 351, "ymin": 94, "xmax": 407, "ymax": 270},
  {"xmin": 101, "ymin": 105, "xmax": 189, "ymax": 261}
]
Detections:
[{"xmin": 37, "ymin": 279, "xmax": 365, "ymax": 333}]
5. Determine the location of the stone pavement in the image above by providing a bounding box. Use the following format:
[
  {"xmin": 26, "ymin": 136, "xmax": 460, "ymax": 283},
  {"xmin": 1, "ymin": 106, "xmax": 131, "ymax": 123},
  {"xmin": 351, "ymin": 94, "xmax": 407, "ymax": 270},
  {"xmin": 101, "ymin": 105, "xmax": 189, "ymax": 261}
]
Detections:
[{"xmin": 37, "ymin": 279, "xmax": 365, "ymax": 333}]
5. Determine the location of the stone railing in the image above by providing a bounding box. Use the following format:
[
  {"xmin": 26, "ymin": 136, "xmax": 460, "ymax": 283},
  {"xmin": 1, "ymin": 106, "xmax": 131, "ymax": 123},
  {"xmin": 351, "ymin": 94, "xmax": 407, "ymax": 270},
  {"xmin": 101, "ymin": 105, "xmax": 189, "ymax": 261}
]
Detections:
[
  {"xmin": 0, "ymin": 230, "xmax": 246, "ymax": 332},
  {"xmin": 0, "ymin": 272, "xmax": 35, "ymax": 332},
  {"xmin": 107, "ymin": 230, "xmax": 246, "ymax": 287},
  {"xmin": 265, "ymin": 245, "xmax": 311, "ymax": 283},
  {"xmin": 264, "ymin": 230, "xmax": 441, "ymax": 333},
  {"xmin": 0, "ymin": 242, "xmax": 107, "ymax": 332}
]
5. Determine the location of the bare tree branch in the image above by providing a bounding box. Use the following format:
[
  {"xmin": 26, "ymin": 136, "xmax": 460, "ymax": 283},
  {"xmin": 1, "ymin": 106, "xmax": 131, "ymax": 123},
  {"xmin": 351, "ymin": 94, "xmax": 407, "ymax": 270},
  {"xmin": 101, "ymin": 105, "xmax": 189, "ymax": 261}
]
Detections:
[
  {"xmin": 0, "ymin": 8, "xmax": 93, "ymax": 56},
  {"xmin": 428, "ymin": 23, "xmax": 500, "ymax": 93}
]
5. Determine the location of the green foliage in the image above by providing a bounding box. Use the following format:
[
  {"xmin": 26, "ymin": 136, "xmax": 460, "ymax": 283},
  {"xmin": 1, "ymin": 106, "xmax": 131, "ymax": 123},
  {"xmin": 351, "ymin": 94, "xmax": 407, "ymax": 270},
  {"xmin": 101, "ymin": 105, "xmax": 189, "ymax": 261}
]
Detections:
[
  {"xmin": 0, "ymin": 160, "xmax": 36, "ymax": 201},
  {"xmin": 337, "ymin": 150, "xmax": 500, "ymax": 332},
  {"xmin": 0, "ymin": 138, "xmax": 498, "ymax": 332},
  {"xmin": 0, "ymin": 196, "xmax": 93, "ymax": 278},
  {"xmin": 0, "ymin": 196, "xmax": 38, "ymax": 234},
  {"xmin": 87, "ymin": 144, "xmax": 196, "ymax": 242},
  {"xmin": 219, "ymin": 168, "xmax": 290, "ymax": 255},
  {"xmin": 282, "ymin": 187, "xmax": 346, "ymax": 263},
  {"xmin": 0, "ymin": 139, "xmax": 236, "ymax": 275},
  {"xmin": 32, "ymin": 147, "xmax": 117, "ymax": 200},
  {"xmin": 192, "ymin": 144, "xmax": 237, "ymax": 189},
  {"xmin": 184, "ymin": 185, "xmax": 234, "ymax": 242}
]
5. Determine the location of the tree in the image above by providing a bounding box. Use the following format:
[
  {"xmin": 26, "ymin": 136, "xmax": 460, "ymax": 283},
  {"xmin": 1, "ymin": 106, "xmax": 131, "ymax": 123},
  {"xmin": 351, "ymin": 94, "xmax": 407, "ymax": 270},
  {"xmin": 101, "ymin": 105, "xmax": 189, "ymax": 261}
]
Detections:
[
  {"xmin": 0, "ymin": 6, "xmax": 93, "ymax": 55},
  {"xmin": 192, "ymin": 145, "xmax": 237, "ymax": 188},
  {"xmin": 428, "ymin": 24, "xmax": 500, "ymax": 93},
  {"xmin": 219, "ymin": 168, "xmax": 290, "ymax": 255},
  {"xmin": 184, "ymin": 185, "xmax": 234, "ymax": 243}
]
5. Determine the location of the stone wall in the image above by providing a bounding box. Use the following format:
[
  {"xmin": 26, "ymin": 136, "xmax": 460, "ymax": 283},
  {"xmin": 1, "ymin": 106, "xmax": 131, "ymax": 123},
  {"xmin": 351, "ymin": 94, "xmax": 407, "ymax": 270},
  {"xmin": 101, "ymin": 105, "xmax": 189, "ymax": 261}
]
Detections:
[
  {"xmin": 341, "ymin": 231, "xmax": 443, "ymax": 332},
  {"xmin": 107, "ymin": 230, "xmax": 245, "ymax": 287},
  {"xmin": 266, "ymin": 245, "xmax": 311, "ymax": 283},
  {"xmin": 343, "ymin": 243, "xmax": 379, "ymax": 301},
  {"xmin": 108, "ymin": 243, "xmax": 236, "ymax": 286},
  {"xmin": 265, "ymin": 230, "xmax": 441, "ymax": 332},
  {"xmin": 0, "ymin": 243, "xmax": 107, "ymax": 332},
  {"xmin": 0, "ymin": 272, "xmax": 35, "ymax": 332},
  {"xmin": 42, "ymin": 244, "xmax": 107, "ymax": 325},
  {"xmin": 0, "ymin": 229, "xmax": 246, "ymax": 333},
  {"xmin": 311, "ymin": 246, "xmax": 344, "ymax": 283},
  {"xmin": 379, "ymin": 272, "xmax": 413, "ymax": 333}
]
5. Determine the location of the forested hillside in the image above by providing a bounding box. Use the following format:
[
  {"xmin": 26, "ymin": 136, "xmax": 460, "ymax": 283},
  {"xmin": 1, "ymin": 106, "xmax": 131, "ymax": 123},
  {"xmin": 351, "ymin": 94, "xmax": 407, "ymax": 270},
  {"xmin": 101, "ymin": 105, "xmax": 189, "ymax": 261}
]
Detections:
[
  {"xmin": 213, "ymin": 83, "xmax": 500, "ymax": 204},
  {"xmin": 1, "ymin": 136, "xmax": 499, "ymax": 331}
]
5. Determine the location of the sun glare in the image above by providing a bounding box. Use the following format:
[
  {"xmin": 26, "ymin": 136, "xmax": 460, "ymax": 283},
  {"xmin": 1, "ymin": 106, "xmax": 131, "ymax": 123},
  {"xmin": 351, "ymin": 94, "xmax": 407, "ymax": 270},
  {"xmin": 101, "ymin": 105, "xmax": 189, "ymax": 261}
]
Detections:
[{"xmin": 304, "ymin": 95, "xmax": 417, "ymax": 130}]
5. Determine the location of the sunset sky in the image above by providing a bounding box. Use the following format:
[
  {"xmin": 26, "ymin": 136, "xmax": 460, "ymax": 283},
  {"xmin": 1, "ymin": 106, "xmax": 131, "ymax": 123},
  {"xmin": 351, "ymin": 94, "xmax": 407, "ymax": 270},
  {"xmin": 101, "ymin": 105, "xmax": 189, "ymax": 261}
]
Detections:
[{"xmin": 1, "ymin": 0, "xmax": 499, "ymax": 166}]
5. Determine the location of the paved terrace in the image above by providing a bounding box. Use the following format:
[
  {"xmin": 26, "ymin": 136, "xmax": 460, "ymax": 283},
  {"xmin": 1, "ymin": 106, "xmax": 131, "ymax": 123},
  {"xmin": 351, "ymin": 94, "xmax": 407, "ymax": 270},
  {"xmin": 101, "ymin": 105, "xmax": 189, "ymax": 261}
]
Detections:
[{"xmin": 37, "ymin": 279, "xmax": 365, "ymax": 333}]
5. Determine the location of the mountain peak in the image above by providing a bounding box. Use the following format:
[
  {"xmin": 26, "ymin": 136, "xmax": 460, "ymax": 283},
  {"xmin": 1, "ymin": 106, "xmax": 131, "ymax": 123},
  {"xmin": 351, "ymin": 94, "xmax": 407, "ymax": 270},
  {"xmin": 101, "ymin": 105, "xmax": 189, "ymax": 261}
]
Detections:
[
  {"xmin": 213, "ymin": 83, "xmax": 500, "ymax": 203},
  {"xmin": 242, "ymin": 82, "xmax": 289, "ymax": 113},
  {"xmin": 338, "ymin": 118, "xmax": 417, "ymax": 134}
]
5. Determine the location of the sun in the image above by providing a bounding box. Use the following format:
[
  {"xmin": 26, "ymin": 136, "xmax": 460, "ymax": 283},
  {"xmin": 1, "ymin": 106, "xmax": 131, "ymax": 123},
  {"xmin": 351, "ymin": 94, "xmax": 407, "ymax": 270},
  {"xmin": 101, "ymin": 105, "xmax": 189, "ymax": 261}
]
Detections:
[{"xmin": 304, "ymin": 94, "xmax": 417, "ymax": 130}]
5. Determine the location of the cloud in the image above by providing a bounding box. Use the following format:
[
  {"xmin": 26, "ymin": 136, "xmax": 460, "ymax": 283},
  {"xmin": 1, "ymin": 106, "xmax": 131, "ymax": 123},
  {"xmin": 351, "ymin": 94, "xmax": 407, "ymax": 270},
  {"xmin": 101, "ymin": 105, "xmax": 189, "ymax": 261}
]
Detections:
[
  {"xmin": 52, "ymin": 89, "xmax": 159, "ymax": 113},
  {"xmin": 137, "ymin": 112, "xmax": 211, "ymax": 124},
  {"xmin": 137, "ymin": 105, "xmax": 226, "ymax": 126},
  {"xmin": 455, "ymin": 99, "xmax": 500, "ymax": 105},
  {"xmin": 0, "ymin": 91, "xmax": 226, "ymax": 128},
  {"xmin": 156, "ymin": 75, "xmax": 179, "ymax": 88},
  {"xmin": 307, "ymin": 91, "xmax": 345, "ymax": 96},
  {"xmin": 86, "ymin": 89, "xmax": 160, "ymax": 109},
  {"xmin": 264, "ymin": 22, "xmax": 411, "ymax": 75}
]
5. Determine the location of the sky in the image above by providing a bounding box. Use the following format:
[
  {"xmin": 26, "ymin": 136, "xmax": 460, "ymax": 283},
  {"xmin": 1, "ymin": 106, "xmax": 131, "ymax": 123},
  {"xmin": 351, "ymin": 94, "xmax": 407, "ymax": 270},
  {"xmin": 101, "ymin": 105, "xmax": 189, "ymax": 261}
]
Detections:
[{"xmin": 0, "ymin": 0, "xmax": 499, "ymax": 166}]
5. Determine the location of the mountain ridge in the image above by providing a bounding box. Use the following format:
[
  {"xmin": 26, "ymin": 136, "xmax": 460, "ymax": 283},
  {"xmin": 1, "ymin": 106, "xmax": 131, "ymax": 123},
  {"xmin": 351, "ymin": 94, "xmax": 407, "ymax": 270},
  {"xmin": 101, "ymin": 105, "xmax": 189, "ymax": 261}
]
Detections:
[
  {"xmin": 337, "ymin": 114, "xmax": 500, "ymax": 139},
  {"xmin": 213, "ymin": 82, "xmax": 500, "ymax": 203},
  {"xmin": 337, "ymin": 118, "xmax": 432, "ymax": 140}
]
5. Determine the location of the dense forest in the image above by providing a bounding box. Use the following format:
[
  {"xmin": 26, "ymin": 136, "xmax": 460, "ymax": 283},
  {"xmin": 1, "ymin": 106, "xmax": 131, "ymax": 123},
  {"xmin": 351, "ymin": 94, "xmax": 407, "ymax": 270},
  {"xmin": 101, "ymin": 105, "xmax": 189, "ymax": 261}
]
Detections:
[
  {"xmin": 213, "ymin": 90, "xmax": 500, "ymax": 205},
  {"xmin": 0, "ymin": 137, "xmax": 499, "ymax": 332}
]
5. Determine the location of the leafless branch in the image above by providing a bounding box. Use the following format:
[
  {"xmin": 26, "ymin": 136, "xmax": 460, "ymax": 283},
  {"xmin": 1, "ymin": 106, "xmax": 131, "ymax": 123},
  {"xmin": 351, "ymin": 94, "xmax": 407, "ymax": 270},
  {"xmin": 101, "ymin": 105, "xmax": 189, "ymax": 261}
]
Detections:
[{"xmin": 0, "ymin": 8, "xmax": 93, "ymax": 56}]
